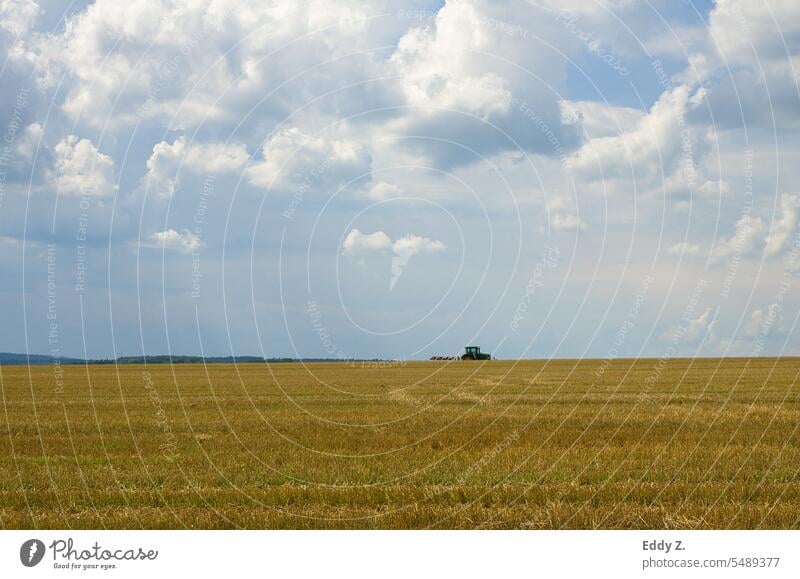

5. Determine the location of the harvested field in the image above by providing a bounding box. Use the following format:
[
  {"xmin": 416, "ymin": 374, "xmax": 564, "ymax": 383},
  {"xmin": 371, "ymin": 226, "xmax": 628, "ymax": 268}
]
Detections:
[{"xmin": 1, "ymin": 358, "xmax": 799, "ymax": 529}]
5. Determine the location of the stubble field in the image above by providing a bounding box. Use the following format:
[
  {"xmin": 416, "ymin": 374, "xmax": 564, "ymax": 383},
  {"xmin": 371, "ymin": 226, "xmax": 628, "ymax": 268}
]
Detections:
[{"xmin": 1, "ymin": 358, "xmax": 799, "ymax": 529}]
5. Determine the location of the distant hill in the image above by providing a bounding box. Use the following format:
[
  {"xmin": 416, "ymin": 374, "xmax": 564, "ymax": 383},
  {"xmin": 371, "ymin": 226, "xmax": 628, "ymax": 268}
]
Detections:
[
  {"xmin": 0, "ymin": 352, "xmax": 86, "ymax": 365},
  {"xmin": 0, "ymin": 353, "xmax": 392, "ymax": 366}
]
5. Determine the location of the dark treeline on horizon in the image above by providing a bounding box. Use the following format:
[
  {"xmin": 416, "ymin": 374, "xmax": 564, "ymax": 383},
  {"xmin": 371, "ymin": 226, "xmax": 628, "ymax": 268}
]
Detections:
[{"xmin": 0, "ymin": 353, "xmax": 403, "ymax": 366}]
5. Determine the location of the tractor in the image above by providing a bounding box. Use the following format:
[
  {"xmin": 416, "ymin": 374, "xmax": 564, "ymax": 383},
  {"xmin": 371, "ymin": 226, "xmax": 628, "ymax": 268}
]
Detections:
[{"xmin": 461, "ymin": 346, "xmax": 491, "ymax": 360}]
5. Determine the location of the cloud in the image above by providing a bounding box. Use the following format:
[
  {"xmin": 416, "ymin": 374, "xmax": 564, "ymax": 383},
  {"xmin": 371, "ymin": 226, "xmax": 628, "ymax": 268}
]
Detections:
[
  {"xmin": 667, "ymin": 242, "xmax": 702, "ymax": 257},
  {"xmin": 390, "ymin": 233, "xmax": 446, "ymax": 290},
  {"xmin": 341, "ymin": 229, "xmax": 446, "ymax": 289},
  {"xmin": 709, "ymin": 0, "xmax": 800, "ymax": 66},
  {"xmin": 22, "ymin": 0, "xmax": 377, "ymax": 129},
  {"xmin": 343, "ymin": 229, "xmax": 445, "ymax": 256},
  {"xmin": 386, "ymin": 0, "xmax": 582, "ymax": 168},
  {"xmin": 144, "ymin": 139, "xmax": 185, "ymax": 198},
  {"xmin": 390, "ymin": 1, "xmax": 512, "ymax": 119},
  {"xmin": 547, "ymin": 190, "xmax": 586, "ymax": 232},
  {"xmin": 678, "ymin": 0, "xmax": 800, "ymax": 131},
  {"xmin": 13, "ymin": 0, "xmax": 582, "ymax": 170},
  {"xmin": 342, "ymin": 229, "xmax": 392, "ymax": 254},
  {"xmin": 4, "ymin": 0, "xmax": 800, "ymax": 360},
  {"xmin": 685, "ymin": 307, "xmax": 715, "ymax": 342},
  {"xmin": 560, "ymin": 100, "xmax": 644, "ymax": 138},
  {"xmin": 744, "ymin": 303, "xmax": 781, "ymax": 338},
  {"xmin": 188, "ymin": 142, "xmax": 250, "ymax": 174},
  {"xmin": 711, "ymin": 214, "xmax": 766, "ymax": 263},
  {"xmin": 53, "ymin": 135, "xmax": 116, "ymax": 197},
  {"xmin": 663, "ymin": 306, "xmax": 715, "ymax": 345},
  {"xmin": 144, "ymin": 229, "xmax": 202, "ymax": 254},
  {"xmin": 144, "ymin": 137, "xmax": 249, "ymax": 197},
  {"xmin": 765, "ymin": 193, "xmax": 800, "ymax": 257},
  {"xmin": 246, "ymin": 127, "xmax": 371, "ymax": 193},
  {"xmin": 696, "ymin": 179, "xmax": 731, "ymax": 199},
  {"xmin": 566, "ymin": 85, "xmax": 707, "ymax": 190},
  {"xmin": 391, "ymin": 233, "xmax": 446, "ymax": 257},
  {"xmin": 552, "ymin": 213, "xmax": 586, "ymax": 232},
  {"xmin": 15, "ymin": 122, "xmax": 42, "ymax": 160},
  {"xmin": 0, "ymin": 0, "xmax": 39, "ymax": 36},
  {"xmin": 668, "ymin": 194, "xmax": 798, "ymax": 263},
  {"xmin": 365, "ymin": 181, "xmax": 400, "ymax": 201}
]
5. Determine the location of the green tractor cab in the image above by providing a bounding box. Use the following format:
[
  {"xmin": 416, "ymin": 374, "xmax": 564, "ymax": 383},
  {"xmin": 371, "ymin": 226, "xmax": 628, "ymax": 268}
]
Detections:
[{"xmin": 462, "ymin": 346, "xmax": 491, "ymax": 360}]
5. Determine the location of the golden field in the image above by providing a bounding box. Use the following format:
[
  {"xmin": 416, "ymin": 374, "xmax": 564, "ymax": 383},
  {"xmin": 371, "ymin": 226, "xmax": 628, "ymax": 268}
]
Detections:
[{"xmin": 1, "ymin": 358, "xmax": 799, "ymax": 529}]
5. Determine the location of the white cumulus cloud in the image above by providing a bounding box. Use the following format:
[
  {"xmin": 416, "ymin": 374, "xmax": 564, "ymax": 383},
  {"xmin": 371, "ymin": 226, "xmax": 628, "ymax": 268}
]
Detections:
[
  {"xmin": 0, "ymin": 0, "xmax": 39, "ymax": 36},
  {"xmin": 246, "ymin": 127, "xmax": 371, "ymax": 193},
  {"xmin": 391, "ymin": 233, "xmax": 446, "ymax": 257},
  {"xmin": 15, "ymin": 122, "xmax": 42, "ymax": 160},
  {"xmin": 711, "ymin": 214, "xmax": 766, "ymax": 263},
  {"xmin": 390, "ymin": 233, "xmax": 446, "ymax": 290},
  {"xmin": 144, "ymin": 137, "xmax": 249, "ymax": 197},
  {"xmin": 53, "ymin": 135, "xmax": 116, "ymax": 197},
  {"xmin": 765, "ymin": 193, "xmax": 800, "ymax": 257},
  {"xmin": 144, "ymin": 229, "xmax": 202, "ymax": 254},
  {"xmin": 342, "ymin": 229, "xmax": 392, "ymax": 254},
  {"xmin": 566, "ymin": 85, "xmax": 707, "ymax": 193},
  {"xmin": 27, "ymin": 0, "xmax": 375, "ymax": 128},
  {"xmin": 390, "ymin": 1, "xmax": 512, "ymax": 118},
  {"xmin": 342, "ymin": 229, "xmax": 446, "ymax": 290}
]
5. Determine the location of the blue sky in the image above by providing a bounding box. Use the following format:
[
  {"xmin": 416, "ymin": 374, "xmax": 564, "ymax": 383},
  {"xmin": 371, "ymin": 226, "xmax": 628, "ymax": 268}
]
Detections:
[{"xmin": 1, "ymin": 0, "xmax": 799, "ymax": 360}]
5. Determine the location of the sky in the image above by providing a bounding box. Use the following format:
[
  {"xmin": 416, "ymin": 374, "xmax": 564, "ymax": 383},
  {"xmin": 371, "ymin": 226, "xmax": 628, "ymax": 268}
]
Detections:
[{"xmin": 0, "ymin": 0, "xmax": 799, "ymax": 360}]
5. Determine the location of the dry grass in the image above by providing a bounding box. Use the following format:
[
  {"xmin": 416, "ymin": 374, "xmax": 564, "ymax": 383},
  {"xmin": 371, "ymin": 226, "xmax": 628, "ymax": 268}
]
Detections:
[{"xmin": 1, "ymin": 358, "xmax": 799, "ymax": 529}]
